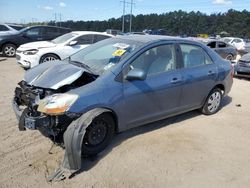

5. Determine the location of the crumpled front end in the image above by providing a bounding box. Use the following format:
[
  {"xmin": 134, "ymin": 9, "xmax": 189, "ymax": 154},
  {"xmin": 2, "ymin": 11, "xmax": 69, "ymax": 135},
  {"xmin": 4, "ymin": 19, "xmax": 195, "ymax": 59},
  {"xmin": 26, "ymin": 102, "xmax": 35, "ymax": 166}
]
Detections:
[{"xmin": 12, "ymin": 80, "xmax": 78, "ymax": 142}]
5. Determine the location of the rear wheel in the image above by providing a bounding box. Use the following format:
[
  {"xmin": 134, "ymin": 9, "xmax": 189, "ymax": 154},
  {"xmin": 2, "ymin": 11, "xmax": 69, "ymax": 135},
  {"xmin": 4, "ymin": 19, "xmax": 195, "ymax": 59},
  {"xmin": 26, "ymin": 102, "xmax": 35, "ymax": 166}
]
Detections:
[
  {"xmin": 3, "ymin": 44, "xmax": 16, "ymax": 57},
  {"xmin": 226, "ymin": 53, "xmax": 233, "ymax": 61},
  {"xmin": 81, "ymin": 113, "xmax": 115, "ymax": 156},
  {"xmin": 201, "ymin": 88, "xmax": 222, "ymax": 115},
  {"xmin": 40, "ymin": 54, "xmax": 59, "ymax": 64}
]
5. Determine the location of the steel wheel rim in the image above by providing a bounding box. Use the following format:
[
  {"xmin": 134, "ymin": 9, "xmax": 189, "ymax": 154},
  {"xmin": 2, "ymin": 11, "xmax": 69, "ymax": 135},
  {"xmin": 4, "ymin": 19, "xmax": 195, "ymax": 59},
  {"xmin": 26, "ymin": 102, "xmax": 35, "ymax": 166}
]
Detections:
[
  {"xmin": 207, "ymin": 91, "xmax": 221, "ymax": 113},
  {"xmin": 43, "ymin": 56, "xmax": 57, "ymax": 63},
  {"xmin": 226, "ymin": 54, "xmax": 233, "ymax": 60},
  {"xmin": 4, "ymin": 46, "xmax": 15, "ymax": 56},
  {"xmin": 86, "ymin": 120, "xmax": 108, "ymax": 146}
]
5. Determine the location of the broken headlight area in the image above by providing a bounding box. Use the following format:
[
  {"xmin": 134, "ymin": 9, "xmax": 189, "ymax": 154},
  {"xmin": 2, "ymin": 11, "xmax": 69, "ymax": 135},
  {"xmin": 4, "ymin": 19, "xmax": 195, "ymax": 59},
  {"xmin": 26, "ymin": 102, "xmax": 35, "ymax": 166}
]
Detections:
[{"xmin": 13, "ymin": 80, "xmax": 80, "ymax": 143}]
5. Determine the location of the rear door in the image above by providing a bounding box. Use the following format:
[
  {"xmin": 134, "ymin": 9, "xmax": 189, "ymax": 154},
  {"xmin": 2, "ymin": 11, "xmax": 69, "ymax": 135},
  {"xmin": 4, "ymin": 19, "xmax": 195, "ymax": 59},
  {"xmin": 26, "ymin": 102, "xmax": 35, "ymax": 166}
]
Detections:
[
  {"xmin": 121, "ymin": 43, "xmax": 183, "ymax": 128},
  {"xmin": 178, "ymin": 43, "xmax": 218, "ymax": 109}
]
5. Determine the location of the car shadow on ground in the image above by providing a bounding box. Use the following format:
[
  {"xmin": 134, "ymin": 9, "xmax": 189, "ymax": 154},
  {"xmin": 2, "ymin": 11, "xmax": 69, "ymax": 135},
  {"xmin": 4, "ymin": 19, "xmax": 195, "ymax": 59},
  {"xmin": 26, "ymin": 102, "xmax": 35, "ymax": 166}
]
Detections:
[
  {"xmin": 234, "ymin": 76, "xmax": 250, "ymax": 81},
  {"xmin": 69, "ymin": 95, "xmax": 232, "ymax": 178}
]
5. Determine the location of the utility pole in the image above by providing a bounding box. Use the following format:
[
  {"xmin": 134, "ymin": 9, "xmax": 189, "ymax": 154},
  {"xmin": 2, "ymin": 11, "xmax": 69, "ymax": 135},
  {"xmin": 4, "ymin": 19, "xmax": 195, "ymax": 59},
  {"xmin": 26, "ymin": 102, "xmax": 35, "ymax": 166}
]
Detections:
[
  {"xmin": 54, "ymin": 13, "xmax": 57, "ymax": 26},
  {"xmin": 120, "ymin": 0, "xmax": 135, "ymax": 33},
  {"xmin": 129, "ymin": 0, "xmax": 134, "ymax": 33},
  {"xmin": 121, "ymin": 0, "xmax": 126, "ymax": 32},
  {"xmin": 59, "ymin": 13, "xmax": 62, "ymax": 27}
]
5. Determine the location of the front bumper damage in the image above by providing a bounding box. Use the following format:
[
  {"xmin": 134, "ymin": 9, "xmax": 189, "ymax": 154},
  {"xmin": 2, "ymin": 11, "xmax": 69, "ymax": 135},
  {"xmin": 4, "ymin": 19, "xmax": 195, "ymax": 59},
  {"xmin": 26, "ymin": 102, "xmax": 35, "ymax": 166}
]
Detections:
[{"xmin": 12, "ymin": 82, "xmax": 111, "ymax": 182}]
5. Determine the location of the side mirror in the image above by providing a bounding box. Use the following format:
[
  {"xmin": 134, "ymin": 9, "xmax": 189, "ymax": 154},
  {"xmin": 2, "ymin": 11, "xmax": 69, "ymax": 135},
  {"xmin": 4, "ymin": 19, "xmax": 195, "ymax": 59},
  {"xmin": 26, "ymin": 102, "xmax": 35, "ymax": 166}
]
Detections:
[
  {"xmin": 68, "ymin": 41, "xmax": 78, "ymax": 46},
  {"xmin": 125, "ymin": 68, "xmax": 146, "ymax": 81}
]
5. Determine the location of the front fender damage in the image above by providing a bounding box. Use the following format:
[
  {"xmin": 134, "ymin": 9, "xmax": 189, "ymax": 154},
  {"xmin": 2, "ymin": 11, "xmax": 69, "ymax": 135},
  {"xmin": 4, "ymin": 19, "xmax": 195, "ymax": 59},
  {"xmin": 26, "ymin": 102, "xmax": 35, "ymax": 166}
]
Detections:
[{"xmin": 47, "ymin": 108, "xmax": 112, "ymax": 182}]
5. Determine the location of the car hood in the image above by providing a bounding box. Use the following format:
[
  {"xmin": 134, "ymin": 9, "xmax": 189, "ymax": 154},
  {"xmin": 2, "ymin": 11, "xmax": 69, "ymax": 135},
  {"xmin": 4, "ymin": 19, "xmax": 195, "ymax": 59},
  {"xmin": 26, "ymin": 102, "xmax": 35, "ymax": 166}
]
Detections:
[
  {"xmin": 18, "ymin": 41, "xmax": 57, "ymax": 51},
  {"xmin": 24, "ymin": 60, "xmax": 84, "ymax": 90},
  {"xmin": 240, "ymin": 53, "xmax": 250, "ymax": 62}
]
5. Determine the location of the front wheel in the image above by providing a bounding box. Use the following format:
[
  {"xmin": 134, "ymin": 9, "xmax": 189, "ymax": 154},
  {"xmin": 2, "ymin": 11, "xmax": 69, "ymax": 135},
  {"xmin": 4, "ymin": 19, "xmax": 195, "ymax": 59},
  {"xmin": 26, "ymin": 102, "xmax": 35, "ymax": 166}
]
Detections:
[
  {"xmin": 82, "ymin": 113, "xmax": 115, "ymax": 157},
  {"xmin": 40, "ymin": 54, "xmax": 59, "ymax": 64},
  {"xmin": 201, "ymin": 88, "xmax": 222, "ymax": 115},
  {"xmin": 3, "ymin": 44, "xmax": 16, "ymax": 57}
]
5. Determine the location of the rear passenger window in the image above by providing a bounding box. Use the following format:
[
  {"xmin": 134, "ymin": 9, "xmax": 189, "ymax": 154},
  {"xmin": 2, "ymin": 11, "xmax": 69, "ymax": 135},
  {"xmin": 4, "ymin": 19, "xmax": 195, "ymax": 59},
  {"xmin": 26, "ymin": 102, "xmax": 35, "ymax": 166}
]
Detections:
[
  {"xmin": 94, "ymin": 35, "xmax": 110, "ymax": 43},
  {"xmin": 0, "ymin": 25, "xmax": 9, "ymax": 31},
  {"xmin": 207, "ymin": 42, "xmax": 216, "ymax": 48},
  {"xmin": 180, "ymin": 44, "xmax": 213, "ymax": 68},
  {"xmin": 218, "ymin": 42, "xmax": 227, "ymax": 48},
  {"xmin": 44, "ymin": 27, "xmax": 59, "ymax": 36},
  {"xmin": 76, "ymin": 35, "xmax": 94, "ymax": 45}
]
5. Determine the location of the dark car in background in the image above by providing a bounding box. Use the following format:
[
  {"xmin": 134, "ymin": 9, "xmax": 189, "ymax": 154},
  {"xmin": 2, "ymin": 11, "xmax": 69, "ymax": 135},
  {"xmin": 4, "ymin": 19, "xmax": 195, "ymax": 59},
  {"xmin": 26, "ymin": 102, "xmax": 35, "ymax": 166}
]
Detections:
[
  {"xmin": 203, "ymin": 39, "xmax": 237, "ymax": 61},
  {"xmin": 0, "ymin": 25, "xmax": 71, "ymax": 57},
  {"xmin": 234, "ymin": 53, "xmax": 250, "ymax": 77}
]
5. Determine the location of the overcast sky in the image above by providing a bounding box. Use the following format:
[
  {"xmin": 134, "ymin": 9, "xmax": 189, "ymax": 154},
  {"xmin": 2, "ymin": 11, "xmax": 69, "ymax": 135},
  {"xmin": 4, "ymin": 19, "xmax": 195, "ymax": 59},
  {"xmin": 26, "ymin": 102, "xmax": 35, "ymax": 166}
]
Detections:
[{"xmin": 0, "ymin": 0, "xmax": 249, "ymax": 23}]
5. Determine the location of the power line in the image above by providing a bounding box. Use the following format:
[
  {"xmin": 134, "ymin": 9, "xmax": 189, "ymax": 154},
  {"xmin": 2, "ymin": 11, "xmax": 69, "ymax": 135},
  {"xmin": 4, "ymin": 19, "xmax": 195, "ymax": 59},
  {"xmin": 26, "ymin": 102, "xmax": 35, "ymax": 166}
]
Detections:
[
  {"xmin": 129, "ymin": 0, "xmax": 135, "ymax": 32},
  {"xmin": 120, "ymin": 0, "xmax": 135, "ymax": 32}
]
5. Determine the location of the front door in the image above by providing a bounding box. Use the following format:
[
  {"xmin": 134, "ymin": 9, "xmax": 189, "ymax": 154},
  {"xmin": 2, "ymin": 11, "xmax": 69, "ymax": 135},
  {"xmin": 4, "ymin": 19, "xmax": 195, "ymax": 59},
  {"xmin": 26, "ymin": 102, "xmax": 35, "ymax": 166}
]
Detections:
[{"xmin": 122, "ymin": 44, "xmax": 183, "ymax": 129}]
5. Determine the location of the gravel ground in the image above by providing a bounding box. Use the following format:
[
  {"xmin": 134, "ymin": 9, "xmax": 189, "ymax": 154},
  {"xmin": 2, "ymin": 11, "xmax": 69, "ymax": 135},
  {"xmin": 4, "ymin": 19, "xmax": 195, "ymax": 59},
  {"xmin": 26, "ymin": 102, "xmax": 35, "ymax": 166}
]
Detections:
[{"xmin": 0, "ymin": 58, "xmax": 250, "ymax": 188}]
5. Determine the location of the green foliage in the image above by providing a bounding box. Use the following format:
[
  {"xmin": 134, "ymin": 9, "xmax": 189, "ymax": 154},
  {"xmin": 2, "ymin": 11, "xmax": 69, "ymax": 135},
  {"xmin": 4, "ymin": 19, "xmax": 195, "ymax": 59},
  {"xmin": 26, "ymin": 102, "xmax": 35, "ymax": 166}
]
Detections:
[{"xmin": 31, "ymin": 9, "xmax": 250, "ymax": 38}]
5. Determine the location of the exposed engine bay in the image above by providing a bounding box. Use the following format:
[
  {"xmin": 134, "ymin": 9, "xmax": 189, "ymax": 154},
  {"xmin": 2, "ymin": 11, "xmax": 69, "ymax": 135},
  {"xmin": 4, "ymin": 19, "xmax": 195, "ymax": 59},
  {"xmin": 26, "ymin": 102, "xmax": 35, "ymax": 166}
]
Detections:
[{"xmin": 13, "ymin": 70, "xmax": 97, "ymax": 143}]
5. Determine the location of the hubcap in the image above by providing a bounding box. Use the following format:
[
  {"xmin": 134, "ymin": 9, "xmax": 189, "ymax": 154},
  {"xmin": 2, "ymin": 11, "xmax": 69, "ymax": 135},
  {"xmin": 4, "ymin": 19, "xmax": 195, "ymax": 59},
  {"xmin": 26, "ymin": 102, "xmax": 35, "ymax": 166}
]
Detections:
[
  {"xmin": 207, "ymin": 91, "xmax": 221, "ymax": 113},
  {"xmin": 42, "ymin": 56, "xmax": 57, "ymax": 63},
  {"xmin": 226, "ymin": 54, "xmax": 233, "ymax": 60},
  {"xmin": 86, "ymin": 120, "xmax": 108, "ymax": 146},
  {"xmin": 4, "ymin": 46, "xmax": 16, "ymax": 56}
]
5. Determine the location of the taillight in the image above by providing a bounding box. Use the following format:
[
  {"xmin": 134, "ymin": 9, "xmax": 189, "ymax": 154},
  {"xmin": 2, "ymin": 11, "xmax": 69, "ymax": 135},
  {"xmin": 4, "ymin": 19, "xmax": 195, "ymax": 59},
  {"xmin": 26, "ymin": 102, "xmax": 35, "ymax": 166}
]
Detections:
[{"xmin": 230, "ymin": 64, "xmax": 234, "ymax": 79}]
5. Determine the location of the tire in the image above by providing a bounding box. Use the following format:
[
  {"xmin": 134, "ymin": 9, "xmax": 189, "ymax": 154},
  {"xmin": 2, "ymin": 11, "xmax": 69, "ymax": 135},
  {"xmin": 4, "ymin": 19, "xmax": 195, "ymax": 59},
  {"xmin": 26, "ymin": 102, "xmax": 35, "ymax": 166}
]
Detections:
[
  {"xmin": 3, "ymin": 44, "xmax": 16, "ymax": 57},
  {"xmin": 82, "ymin": 113, "xmax": 115, "ymax": 157},
  {"xmin": 40, "ymin": 54, "xmax": 59, "ymax": 64},
  {"xmin": 201, "ymin": 88, "xmax": 222, "ymax": 115},
  {"xmin": 226, "ymin": 53, "xmax": 233, "ymax": 61}
]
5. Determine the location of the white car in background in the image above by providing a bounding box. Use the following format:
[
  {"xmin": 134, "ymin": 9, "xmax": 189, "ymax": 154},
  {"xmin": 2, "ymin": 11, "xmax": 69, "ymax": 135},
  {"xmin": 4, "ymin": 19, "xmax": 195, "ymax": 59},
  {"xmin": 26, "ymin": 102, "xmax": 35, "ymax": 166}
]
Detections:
[
  {"xmin": 16, "ymin": 31, "xmax": 112, "ymax": 69},
  {"xmin": 221, "ymin": 37, "xmax": 246, "ymax": 50}
]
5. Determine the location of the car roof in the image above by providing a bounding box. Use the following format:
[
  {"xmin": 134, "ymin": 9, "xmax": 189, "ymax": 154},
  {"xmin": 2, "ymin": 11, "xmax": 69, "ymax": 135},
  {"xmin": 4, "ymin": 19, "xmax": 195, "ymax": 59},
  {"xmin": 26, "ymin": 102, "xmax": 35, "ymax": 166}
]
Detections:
[
  {"xmin": 25, "ymin": 25, "xmax": 70, "ymax": 30},
  {"xmin": 71, "ymin": 31, "xmax": 113, "ymax": 37},
  {"xmin": 115, "ymin": 34, "xmax": 186, "ymax": 43}
]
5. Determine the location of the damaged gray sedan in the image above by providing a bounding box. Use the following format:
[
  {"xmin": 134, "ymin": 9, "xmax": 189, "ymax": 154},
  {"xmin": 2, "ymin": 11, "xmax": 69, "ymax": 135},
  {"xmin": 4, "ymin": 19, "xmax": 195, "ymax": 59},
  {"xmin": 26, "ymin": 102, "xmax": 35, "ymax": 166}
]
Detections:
[{"xmin": 12, "ymin": 35, "xmax": 233, "ymax": 179}]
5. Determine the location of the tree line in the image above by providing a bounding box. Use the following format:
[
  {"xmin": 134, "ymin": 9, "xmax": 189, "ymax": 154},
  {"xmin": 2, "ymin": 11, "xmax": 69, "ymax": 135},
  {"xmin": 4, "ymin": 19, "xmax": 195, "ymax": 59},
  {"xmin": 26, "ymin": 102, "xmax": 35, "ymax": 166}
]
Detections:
[{"xmin": 31, "ymin": 9, "xmax": 250, "ymax": 38}]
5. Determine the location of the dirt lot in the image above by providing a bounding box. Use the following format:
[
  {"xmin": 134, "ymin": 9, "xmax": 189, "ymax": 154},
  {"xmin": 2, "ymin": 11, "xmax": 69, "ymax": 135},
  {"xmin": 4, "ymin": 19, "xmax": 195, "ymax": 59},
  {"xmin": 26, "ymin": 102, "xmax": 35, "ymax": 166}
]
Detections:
[{"xmin": 0, "ymin": 58, "xmax": 250, "ymax": 188}]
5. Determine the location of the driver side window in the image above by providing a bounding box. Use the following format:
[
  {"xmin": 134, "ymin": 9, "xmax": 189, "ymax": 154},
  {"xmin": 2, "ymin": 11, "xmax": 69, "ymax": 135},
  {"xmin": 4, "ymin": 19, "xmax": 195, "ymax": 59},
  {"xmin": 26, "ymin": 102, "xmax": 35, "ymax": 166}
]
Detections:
[
  {"xmin": 25, "ymin": 28, "xmax": 40, "ymax": 37},
  {"xmin": 130, "ymin": 44, "xmax": 176, "ymax": 77}
]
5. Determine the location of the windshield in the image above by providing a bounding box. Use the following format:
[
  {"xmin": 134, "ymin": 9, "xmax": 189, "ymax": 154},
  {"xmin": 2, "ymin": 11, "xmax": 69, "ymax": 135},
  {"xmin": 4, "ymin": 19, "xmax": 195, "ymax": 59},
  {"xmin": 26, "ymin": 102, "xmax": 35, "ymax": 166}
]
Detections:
[
  {"xmin": 52, "ymin": 33, "xmax": 78, "ymax": 44},
  {"xmin": 18, "ymin": 27, "xmax": 29, "ymax": 33},
  {"xmin": 68, "ymin": 38, "xmax": 143, "ymax": 75}
]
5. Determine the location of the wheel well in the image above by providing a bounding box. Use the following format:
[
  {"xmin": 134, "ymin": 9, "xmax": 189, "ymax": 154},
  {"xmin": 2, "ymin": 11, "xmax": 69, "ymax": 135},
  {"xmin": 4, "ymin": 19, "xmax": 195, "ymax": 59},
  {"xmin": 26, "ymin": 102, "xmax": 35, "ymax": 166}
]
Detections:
[
  {"xmin": 1, "ymin": 42, "xmax": 17, "ymax": 51},
  {"xmin": 214, "ymin": 84, "xmax": 225, "ymax": 94},
  {"xmin": 40, "ymin": 53, "xmax": 61, "ymax": 63},
  {"xmin": 103, "ymin": 111, "xmax": 119, "ymax": 133}
]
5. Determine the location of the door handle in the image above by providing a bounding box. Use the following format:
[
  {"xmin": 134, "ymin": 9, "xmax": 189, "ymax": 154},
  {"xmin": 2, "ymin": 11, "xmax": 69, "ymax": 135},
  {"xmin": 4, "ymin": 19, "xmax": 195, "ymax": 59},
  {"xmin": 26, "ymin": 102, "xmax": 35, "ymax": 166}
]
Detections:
[
  {"xmin": 208, "ymin": 70, "xmax": 216, "ymax": 76},
  {"xmin": 171, "ymin": 77, "xmax": 182, "ymax": 84}
]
